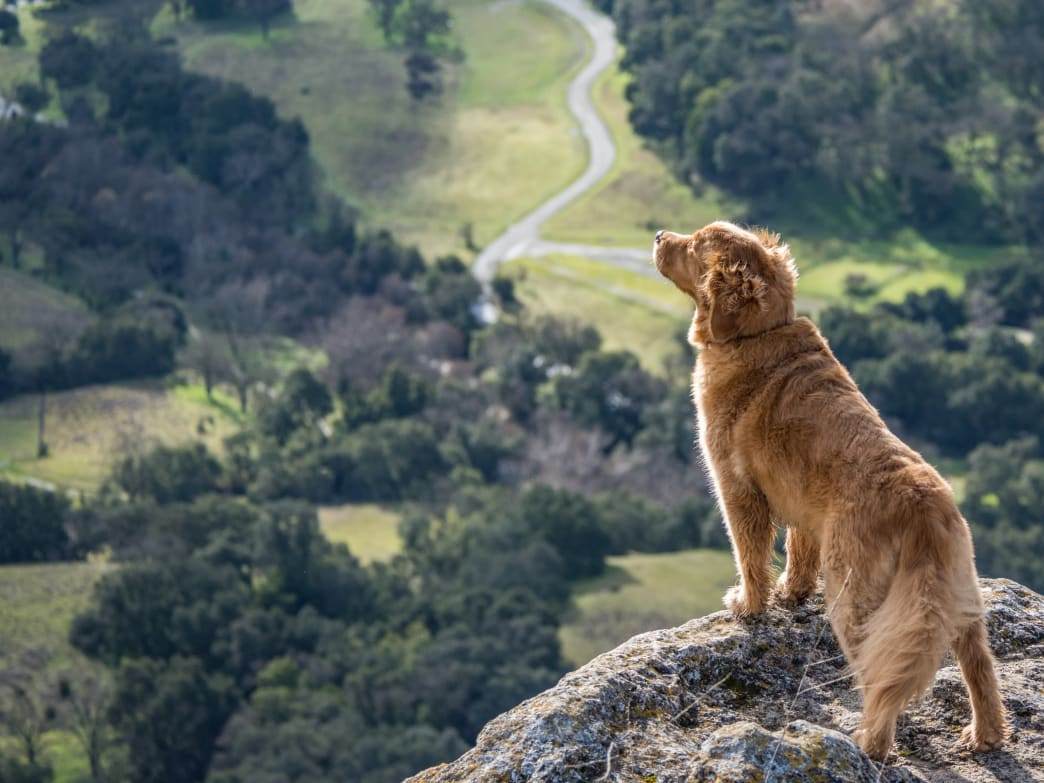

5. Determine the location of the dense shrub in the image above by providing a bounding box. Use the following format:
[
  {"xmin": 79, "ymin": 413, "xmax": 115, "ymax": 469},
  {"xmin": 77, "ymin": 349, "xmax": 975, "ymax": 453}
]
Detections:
[
  {"xmin": 0, "ymin": 481, "xmax": 70, "ymax": 563},
  {"xmin": 113, "ymin": 444, "xmax": 222, "ymax": 504}
]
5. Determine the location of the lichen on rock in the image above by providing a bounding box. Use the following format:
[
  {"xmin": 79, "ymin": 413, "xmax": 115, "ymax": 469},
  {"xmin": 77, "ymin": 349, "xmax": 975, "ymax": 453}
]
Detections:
[{"xmin": 406, "ymin": 579, "xmax": 1043, "ymax": 783}]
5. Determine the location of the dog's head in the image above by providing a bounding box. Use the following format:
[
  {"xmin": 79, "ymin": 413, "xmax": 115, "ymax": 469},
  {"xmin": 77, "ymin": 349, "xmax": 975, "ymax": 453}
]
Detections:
[{"xmin": 653, "ymin": 221, "xmax": 797, "ymax": 345}]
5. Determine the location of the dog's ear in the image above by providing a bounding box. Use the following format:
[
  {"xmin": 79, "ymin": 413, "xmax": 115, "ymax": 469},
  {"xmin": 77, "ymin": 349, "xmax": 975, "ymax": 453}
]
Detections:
[{"xmin": 704, "ymin": 239, "xmax": 769, "ymax": 342}]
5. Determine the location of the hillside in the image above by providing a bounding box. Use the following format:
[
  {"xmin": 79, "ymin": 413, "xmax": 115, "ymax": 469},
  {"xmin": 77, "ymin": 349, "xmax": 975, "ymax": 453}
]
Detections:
[
  {"xmin": 1, "ymin": 1, "xmax": 1043, "ymax": 782},
  {"xmin": 157, "ymin": 0, "xmax": 589, "ymax": 258}
]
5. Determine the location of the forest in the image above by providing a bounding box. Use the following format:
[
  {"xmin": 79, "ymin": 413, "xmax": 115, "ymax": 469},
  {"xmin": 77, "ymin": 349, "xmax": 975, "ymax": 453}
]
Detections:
[
  {"xmin": 600, "ymin": 0, "xmax": 1044, "ymax": 243},
  {"xmin": 1, "ymin": 0, "xmax": 1043, "ymax": 781}
]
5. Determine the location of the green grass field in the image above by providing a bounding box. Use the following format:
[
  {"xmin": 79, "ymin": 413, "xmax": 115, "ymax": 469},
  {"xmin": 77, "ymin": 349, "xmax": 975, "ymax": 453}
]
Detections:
[
  {"xmin": 560, "ymin": 548, "xmax": 736, "ymax": 666},
  {"xmin": 0, "ymin": 562, "xmax": 109, "ymax": 782},
  {"xmin": 160, "ymin": 0, "xmax": 587, "ymax": 258},
  {"xmin": 0, "ymin": 381, "xmax": 240, "ymax": 491},
  {"xmin": 319, "ymin": 503, "xmax": 402, "ymax": 564},
  {"xmin": 507, "ymin": 253, "xmax": 691, "ymax": 372},
  {"xmin": 0, "ymin": 5, "xmax": 47, "ymax": 91},
  {"xmin": 0, "ymin": 560, "xmax": 110, "ymax": 666}
]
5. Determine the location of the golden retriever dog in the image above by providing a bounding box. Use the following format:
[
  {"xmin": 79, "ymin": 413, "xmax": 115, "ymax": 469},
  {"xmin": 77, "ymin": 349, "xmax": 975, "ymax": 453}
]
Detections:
[{"xmin": 653, "ymin": 221, "xmax": 1007, "ymax": 760}]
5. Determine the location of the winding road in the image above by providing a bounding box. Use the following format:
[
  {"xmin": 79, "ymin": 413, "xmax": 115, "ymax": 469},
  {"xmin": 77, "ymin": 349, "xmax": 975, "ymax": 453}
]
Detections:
[{"xmin": 472, "ymin": 0, "xmax": 653, "ymax": 298}]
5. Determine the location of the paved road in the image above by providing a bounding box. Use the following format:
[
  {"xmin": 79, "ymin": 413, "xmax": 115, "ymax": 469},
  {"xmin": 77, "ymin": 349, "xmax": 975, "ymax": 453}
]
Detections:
[{"xmin": 472, "ymin": 0, "xmax": 625, "ymax": 290}]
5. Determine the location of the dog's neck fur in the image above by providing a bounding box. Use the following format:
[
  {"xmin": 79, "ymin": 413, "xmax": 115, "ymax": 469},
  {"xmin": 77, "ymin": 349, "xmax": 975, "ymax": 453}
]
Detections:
[{"xmin": 688, "ymin": 309, "xmax": 798, "ymax": 350}]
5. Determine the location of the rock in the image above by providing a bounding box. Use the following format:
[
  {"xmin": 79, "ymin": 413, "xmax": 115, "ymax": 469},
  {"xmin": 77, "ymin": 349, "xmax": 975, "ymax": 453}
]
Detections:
[{"xmin": 407, "ymin": 579, "xmax": 1044, "ymax": 783}]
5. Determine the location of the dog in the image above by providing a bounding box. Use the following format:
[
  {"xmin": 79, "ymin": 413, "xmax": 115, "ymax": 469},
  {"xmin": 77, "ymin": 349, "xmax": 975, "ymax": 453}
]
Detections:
[{"xmin": 653, "ymin": 221, "xmax": 1007, "ymax": 760}]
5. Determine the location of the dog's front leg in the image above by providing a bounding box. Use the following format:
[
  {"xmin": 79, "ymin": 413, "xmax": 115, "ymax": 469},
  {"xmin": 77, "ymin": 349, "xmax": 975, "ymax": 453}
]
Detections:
[
  {"xmin": 718, "ymin": 480, "xmax": 774, "ymax": 617},
  {"xmin": 775, "ymin": 527, "xmax": 820, "ymax": 607}
]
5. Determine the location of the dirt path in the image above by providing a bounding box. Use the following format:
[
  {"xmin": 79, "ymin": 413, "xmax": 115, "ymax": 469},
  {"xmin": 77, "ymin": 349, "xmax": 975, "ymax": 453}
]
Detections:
[{"xmin": 472, "ymin": 0, "xmax": 634, "ymax": 290}]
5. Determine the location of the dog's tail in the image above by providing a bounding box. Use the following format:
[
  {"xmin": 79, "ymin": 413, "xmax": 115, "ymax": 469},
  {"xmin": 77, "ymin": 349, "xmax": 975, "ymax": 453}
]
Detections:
[{"xmin": 852, "ymin": 511, "xmax": 960, "ymax": 749}]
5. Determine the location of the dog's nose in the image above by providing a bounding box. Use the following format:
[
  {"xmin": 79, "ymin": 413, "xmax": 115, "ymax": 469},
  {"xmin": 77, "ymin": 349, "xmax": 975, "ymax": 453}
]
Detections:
[{"xmin": 655, "ymin": 230, "xmax": 665, "ymax": 243}]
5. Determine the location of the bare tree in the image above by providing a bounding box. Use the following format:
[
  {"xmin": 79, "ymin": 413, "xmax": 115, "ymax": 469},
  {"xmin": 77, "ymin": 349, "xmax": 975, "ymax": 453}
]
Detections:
[
  {"xmin": 0, "ymin": 650, "xmax": 54, "ymax": 768},
  {"xmin": 54, "ymin": 670, "xmax": 114, "ymax": 783},
  {"xmin": 207, "ymin": 279, "xmax": 273, "ymax": 413},
  {"xmin": 30, "ymin": 312, "xmax": 83, "ymax": 459},
  {"xmin": 320, "ymin": 297, "xmax": 416, "ymax": 391},
  {"xmin": 180, "ymin": 330, "xmax": 230, "ymax": 402}
]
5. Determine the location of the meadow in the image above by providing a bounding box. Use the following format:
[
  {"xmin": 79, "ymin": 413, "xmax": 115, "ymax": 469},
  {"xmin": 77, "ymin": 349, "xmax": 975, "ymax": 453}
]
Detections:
[
  {"xmin": 0, "ymin": 381, "xmax": 240, "ymax": 491},
  {"xmin": 157, "ymin": 0, "xmax": 588, "ymax": 258},
  {"xmin": 559, "ymin": 548, "xmax": 736, "ymax": 666},
  {"xmin": 318, "ymin": 503, "xmax": 403, "ymax": 564},
  {"xmin": 0, "ymin": 562, "xmax": 109, "ymax": 783}
]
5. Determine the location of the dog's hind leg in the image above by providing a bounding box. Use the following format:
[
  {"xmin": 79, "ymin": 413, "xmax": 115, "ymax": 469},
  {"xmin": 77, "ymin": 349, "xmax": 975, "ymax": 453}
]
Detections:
[
  {"xmin": 718, "ymin": 481, "xmax": 775, "ymax": 617},
  {"xmin": 953, "ymin": 618, "xmax": 1007, "ymax": 752},
  {"xmin": 775, "ymin": 527, "xmax": 820, "ymax": 607}
]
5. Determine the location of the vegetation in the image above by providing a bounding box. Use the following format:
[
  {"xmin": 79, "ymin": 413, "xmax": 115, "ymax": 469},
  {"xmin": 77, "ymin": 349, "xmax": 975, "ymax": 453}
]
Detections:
[
  {"xmin": 317, "ymin": 504, "xmax": 402, "ymax": 564},
  {"xmin": 0, "ymin": 382, "xmax": 240, "ymax": 490},
  {"xmin": 367, "ymin": 0, "xmax": 455, "ymax": 99},
  {"xmin": 602, "ymin": 0, "xmax": 1044, "ymax": 244},
  {"xmin": 506, "ymin": 254, "xmax": 689, "ymax": 372},
  {"xmin": 0, "ymin": 482, "xmax": 69, "ymax": 564},
  {"xmin": 160, "ymin": 0, "xmax": 587, "ymax": 258},
  {"xmin": 1, "ymin": 0, "xmax": 1043, "ymax": 780},
  {"xmin": 560, "ymin": 549, "xmax": 735, "ymax": 665}
]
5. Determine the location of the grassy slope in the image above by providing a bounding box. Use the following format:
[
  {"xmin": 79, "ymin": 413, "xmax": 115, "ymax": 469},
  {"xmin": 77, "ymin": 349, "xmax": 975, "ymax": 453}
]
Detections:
[
  {"xmin": 161, "ymin": 0, "xmax": 587, "ymax": 258},
  {"xmin": 560, "ymin": 548, "xmax": 735, "ymax": 666},
  {"xmin": 318, "ymin": 503, "xmax": 402, "ymax": 564},
  {"xmin": 0, "ymin": 5, "xmax": 45, "ymax": 90},
  {"xmin": 0, "ymin": 561, "xmax": 109, "ymax": 783},
  {"xmin": 0, "ymin": 381, "xmax": 241, "ymax": 491},
  {"xmin": 0, "ymin": 561, "xmax": 110, "ymax": 666}
]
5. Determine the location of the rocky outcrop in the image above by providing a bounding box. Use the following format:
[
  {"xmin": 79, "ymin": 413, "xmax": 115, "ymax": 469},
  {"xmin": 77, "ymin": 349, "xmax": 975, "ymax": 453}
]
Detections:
[{"xmin": 408, "ymin": 579, "xmax": 1043, "ymax": 782}]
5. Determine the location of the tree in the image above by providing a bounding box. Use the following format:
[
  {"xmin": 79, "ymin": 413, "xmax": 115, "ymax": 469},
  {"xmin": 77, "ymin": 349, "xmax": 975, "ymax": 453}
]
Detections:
[
  {"xmin": 0, "ymin": 347, "xmax": 15, "ymax": 399},
  {"xmin": 517, "ymin": 485, "xmax": 610, "ymax": 578},
  {"xmin": 367, "ymin": 0, "xmax": 454, "ymax": 99},
  {"xmin": 0, "ymin": 119, "xmax": 62, "ymax": 270},
  {"xmin": 181, "ymin": 333, "xmax": 230, "ymax": 402},
  {"xmin": 966, "ymin": 256, "xmax": 1044, "ymax": 328},
  {"xmin": 239, "ymin": 0, "xmax": 291, "ymax": 38},
  {"xmin": 186, "ymin": 0, "xmax": 231, "ymax": 19},
  {"xmin": 405, "ymin": 49, "xmax": 441, "ymax": 100},
  {"xmin": 208, "ymin": 284, "xmax": 274, "ymax": 413},
  {"xmin": 167, "ymin": 0, "xmax": 188, "ymax": 21},
  {"xmin": 53, "ymin": 671, "xmax": 115, "ymax": 783},
  {"xmin": 0, "ymin": 481, "xmax": 69, "ymax": 563},
  {"xmin": 112, "ymin": 443, "xmax": 222, "ymax": 504},
  {"xmin": 422, "ymin": 256, "xmax": 481, "ymax": 333},
  {"xmin": 843, "ymin": 273, "xmax": 876, "ymax": 299},
  {"xmin": 109, "ymin": 657, "xmax": 238, "ymax": 783},
  {"xmin": 0, "ymin": 652, "xmax": 55, "ymax": 769},
  {"xmin": 39, "ymin": 31, "xmax": 97, "ymax": 89},
  {"xmin": 552, "ymin": 350, "xmax": 664, "ymax": 452},
  {"xmin": 0, "ymin": 9, "xmax": 19, "ymax": 46},
  {"xmin": 14, "ymin": 83, "xmax": 49, "ymax": 115}
]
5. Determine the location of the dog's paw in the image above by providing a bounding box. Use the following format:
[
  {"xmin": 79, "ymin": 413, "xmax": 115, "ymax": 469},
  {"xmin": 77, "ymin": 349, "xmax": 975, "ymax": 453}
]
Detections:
[
  {"xmin": 853, "ymin": 728, "xmax": 892, "ymax": 762},
  {"xmin": 723, "ymin": 585, "xmax": 766, "ymax": 617},
  {"xmin": 959, "ymin": 722, "xmax": 1006, "ymax": 753},
  {"xmin": 772, "ymin": 572, "xmax": 814, "ymax": 608}
]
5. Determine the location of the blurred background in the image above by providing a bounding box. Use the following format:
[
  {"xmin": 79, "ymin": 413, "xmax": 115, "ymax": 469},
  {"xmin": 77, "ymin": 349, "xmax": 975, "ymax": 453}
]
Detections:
[{"xmin": 0, "ymin": 0, "xmax": 1041, "ymax": 780}]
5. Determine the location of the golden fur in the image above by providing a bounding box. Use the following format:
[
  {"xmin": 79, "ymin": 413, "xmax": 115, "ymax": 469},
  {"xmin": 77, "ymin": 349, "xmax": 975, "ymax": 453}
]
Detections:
[{"xmin": 654, "ymin": 221, "xmax": 1007, "ymax": 760}]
